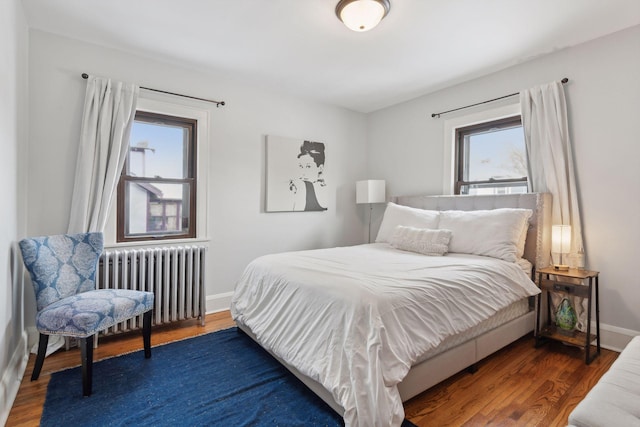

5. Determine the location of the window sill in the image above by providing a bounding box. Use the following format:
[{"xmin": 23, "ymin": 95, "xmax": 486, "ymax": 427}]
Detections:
[{"xmin": 104, "ymin": 237, "xmax": 210, "ymax": 250}]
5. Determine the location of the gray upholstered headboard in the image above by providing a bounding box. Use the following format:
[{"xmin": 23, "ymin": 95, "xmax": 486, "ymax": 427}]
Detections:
[{"xmin": 391, "ymin": 193, "xmax": 552, "ymax": 271}]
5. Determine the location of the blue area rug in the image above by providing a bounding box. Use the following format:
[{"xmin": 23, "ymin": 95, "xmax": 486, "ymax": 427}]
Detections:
[{"xmin": 42, "ymin": 327, "xmax": 417, "ymax": 426}]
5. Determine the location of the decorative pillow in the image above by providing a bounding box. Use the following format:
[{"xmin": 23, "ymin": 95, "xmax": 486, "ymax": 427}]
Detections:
[
  {"xmin": 438, "ymin": 208, "xmax": 533, "ymax": 262},
  {"xmin": 389, "ymin": 226, "xmax": 452, "ymax": 256},
  {"xmin": 375, "ymin": 202, "xmax": 440, "ymax": 243}
]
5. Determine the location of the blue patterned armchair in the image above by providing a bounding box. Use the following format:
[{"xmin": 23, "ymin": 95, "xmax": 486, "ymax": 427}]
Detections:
[{"xmin": 19, "ymin": 232, "xmax": 155, "ymax": 396}]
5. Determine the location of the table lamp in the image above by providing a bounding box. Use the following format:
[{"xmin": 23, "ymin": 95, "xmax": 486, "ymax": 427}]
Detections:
[
  {"xmin": 552, "ymin": 225, "xmax": 571, "ymax": 271},
  {"xmin": 356, "ymin": 180, "xmax": 386, "ymax": 243}
]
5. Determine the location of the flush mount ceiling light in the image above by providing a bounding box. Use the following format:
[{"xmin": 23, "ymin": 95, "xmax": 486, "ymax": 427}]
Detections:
[{"xmin": 336, "ymin": 0, "xmax": 391, "ymax": 32}]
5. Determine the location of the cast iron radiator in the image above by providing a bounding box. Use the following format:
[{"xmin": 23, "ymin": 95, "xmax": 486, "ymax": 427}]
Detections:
[{"xmin": 96, "ymin": 245, "xmax": 207, "ymax": 335}]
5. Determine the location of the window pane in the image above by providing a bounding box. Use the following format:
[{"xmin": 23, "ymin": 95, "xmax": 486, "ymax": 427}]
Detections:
[
  {"xmin": 461, "ymin": 181, "xmax": 528, "ymax": 196},
  {"xmin": 125, "ymin": 181, "xmax": 191, "ymax": 237},
  {"xmin": 128, "ymin": 120, "xmax": 189, "ymax": 179},
  {"xmin": 466, "ymin": 126, "xmax": 527, "ymax": 181}
]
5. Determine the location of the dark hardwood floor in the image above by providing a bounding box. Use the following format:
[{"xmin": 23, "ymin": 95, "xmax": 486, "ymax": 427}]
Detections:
[
  {"xmin": 6, "ymin": 311, "xmax": 617, "ymax": 426},
  {"xmin": 404, "ymin": 335, "xmax": 617, "ymax": 426}
]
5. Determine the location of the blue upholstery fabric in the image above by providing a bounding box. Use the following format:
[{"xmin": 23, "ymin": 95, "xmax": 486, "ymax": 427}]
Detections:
[
  {"xmin": 36, "ymin": 289, "xmax": 154, "ymax": 337},
  {"xmin": 20, "ymin": 232, "xmax": 154, "ymax": 338},
  {"xmin": 19, "ymin": 233, "xmax": 104, "ymax": 311}
]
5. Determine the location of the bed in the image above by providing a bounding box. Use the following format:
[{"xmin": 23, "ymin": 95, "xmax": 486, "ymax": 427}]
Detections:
[{"xmin": 231, "ymin": 193, "xmax": 551, "ymax": 427}]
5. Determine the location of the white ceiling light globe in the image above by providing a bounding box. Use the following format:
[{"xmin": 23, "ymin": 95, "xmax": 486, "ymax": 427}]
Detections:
[{"xmin": 338, "ymin": 0, "xmax": 389, "ymax": 32}]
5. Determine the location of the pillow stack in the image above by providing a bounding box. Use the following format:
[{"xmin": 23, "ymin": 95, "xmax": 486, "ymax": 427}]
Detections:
[{"xmin": 376, "ymin": 202, "xmax": 532, "ymax": 262}]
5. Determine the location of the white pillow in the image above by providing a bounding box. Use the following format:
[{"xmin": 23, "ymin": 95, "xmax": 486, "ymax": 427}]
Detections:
[
  {"xmin": 375, "ymin": 202, "xmax": 440, "ymax": 243},
  {"xmin": 516, "ymin": 219, "xmax": 530, "ymax": 259},
  {"xmin": 438, "ymin": 208, "xmax": 533, "ymax": 262},
  {"xmin": 389, "ymin": 226, "xmax": 452, "ymax": 256}
]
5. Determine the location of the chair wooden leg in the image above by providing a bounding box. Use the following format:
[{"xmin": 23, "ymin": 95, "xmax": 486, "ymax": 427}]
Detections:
[
  {"xmin": 143, "ymin": 310, "xmax": 152, "ymax": 359},
  {"xmin": 80, "ymin": 335, "xmax": 94, "ymax": 397},
  {"xmin": 31, "ymin": 333, "xmax": 49, "ymax": 381}
]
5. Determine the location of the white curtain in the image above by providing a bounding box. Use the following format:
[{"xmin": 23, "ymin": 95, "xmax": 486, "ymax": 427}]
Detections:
[
  {"xmin": 520, "ymin": 81, "xmax": 583, "ymax": 255},
  {"xmin": 68, "ymin": 75, "xmax": 139, "ymax": 233},
  {"xmin": 521, "ymin": 81, "xmax": 588, "ymax": 330},
  {"xmin": 42, "ymin": 76, "xmax": 139, "ymax": 355}
]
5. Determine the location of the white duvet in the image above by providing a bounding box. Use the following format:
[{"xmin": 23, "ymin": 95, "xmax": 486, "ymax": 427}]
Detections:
[{"xmin": 231, "ymin": 244, "xmax": 540, "ymax": 427}]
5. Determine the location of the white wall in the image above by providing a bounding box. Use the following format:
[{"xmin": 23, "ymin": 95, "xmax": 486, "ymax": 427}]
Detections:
[
  {"xmin": 0, "ymin": 0, "xmax": 29, "ymax": 423},
  {"xmin": 367, "ymin": 26, "xmax": 640, "ymax": 343},
  {"xmin": 27, "ymin": 30, "xmax": 368, "ymax": 318}
]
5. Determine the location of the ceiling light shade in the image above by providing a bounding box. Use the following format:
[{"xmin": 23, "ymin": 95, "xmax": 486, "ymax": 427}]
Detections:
[{"xmin": 336, "ymin": 0, "xmax": 390, "ymax": 32}]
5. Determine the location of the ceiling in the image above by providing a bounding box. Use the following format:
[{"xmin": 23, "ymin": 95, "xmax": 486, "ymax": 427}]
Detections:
[{"xmin": 21, "ymin": 0, "xmax": 640, "ymax": 113}]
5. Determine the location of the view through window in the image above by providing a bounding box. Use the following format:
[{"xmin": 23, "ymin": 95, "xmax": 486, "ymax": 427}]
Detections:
[
  {"xmin": 455, "ymin": 116, "xmax": 528, "ymax": 195},
  {"xmin": 117, "ymin": 111, "xmax": 197, "ymax": 242}
]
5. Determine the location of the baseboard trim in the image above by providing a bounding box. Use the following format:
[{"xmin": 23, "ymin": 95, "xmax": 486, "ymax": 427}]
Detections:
[
  {"xmin": 0, "ymin": 331, "xmax": 28, "ymax": 426},
  {"xmin": 597, "ymin": 322, "xmax": 639, "ymax": 352},
  {"xmin": 206, "ymin": 291, "xmax": 233, "ymax": 314},
  {"xmin": 26, "ymin": 326, "xmax": 38, "ymax": 350}
]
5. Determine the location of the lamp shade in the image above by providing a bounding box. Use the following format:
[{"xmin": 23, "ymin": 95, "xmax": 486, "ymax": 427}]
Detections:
[
  {"xmin": 336, "ymin": 0, "xmax": 390, "ymax": 32},
  {"xmin": 356, "ymin": 180, "xmax": 386, "ymax": 204},
  {"xmin": 552, "ymin": 225, "xmax": 571, "ymax": 254}
]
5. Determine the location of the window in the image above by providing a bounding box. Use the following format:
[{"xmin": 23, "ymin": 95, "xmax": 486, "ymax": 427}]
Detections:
[
  {"xmin": 117, "ymin": 111, "xmax": 197, "ymax": 242},
  {"xmin": 454, "ymin": 116, "xmax": 528, "ymax": 195}
]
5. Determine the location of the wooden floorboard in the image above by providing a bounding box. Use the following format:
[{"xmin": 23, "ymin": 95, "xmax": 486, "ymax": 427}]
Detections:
[
  {"xmin": 405, "ymin": 339, "xmax": 617, "ymax": 427},
  {"xmin": 6, "ymin": 312, "xmax": 618, "ymax": 427}
]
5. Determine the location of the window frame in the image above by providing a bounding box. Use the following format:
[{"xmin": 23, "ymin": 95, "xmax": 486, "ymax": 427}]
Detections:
[
  {"xmin": 442, "ymin": 103, "xmax": 524, "ymax": 195},
  {"xmin": 103, "ymin": 94, "xmax": 210, "ymax": 248},
  {"xmin": 454, "ymin": 115, "xmax": 527, "ymax": 195},
  {"xmin": 117, "ymin": 110, "xmax": 198, "ymax": 242}
]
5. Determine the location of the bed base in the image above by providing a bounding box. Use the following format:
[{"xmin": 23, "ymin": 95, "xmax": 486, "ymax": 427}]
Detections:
[
  {"xmin": 398, "ymin": 310, "xmax": 534, "ymax": 401},
  {"xmin": 237, "ymin": 310, "xmax": 535, "ymax": 416}
]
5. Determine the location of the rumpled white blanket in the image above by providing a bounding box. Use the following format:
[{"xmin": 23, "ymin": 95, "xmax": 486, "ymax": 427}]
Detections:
[{"xmin": 231, "ymin": 244, "xmax": 540, "ymax": 427}]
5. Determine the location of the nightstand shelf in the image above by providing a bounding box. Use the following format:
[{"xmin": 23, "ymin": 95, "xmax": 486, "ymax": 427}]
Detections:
[
  {"xmin": 538, "ymin": 325, "xmax": 597, "ymax": 349},
  {"xmin": 535, "ymin": 266, "xmax": 600, "ymax": 364}
]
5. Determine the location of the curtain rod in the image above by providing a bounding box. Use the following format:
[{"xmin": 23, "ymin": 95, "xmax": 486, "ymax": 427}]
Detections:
[
  {"xmin": 431, "ymin": 77, "xmax": 568, "ymax": 118},
  {"xmin": 81, "ymin": 73, "xmax": 225, "ymax": 107}
]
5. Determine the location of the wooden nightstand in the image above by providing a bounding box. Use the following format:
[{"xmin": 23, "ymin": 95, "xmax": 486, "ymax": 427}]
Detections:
[{"xmin": 535, "ymin": 266, "xmax": 600, "ymax": 364}]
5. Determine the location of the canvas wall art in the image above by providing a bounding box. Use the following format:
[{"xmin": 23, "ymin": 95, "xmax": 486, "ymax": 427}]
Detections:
[{"xmin": 266, "ymin": 135, "xmax": 328, "ymax": 212}]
